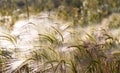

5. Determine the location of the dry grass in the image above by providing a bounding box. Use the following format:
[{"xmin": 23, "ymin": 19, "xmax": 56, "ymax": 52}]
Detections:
[{"xmin": 0, "ymin": 0, "xmax": 120, "ymax": 73}]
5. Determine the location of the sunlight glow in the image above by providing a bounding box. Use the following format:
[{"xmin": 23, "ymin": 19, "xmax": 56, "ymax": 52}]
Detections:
[{"xmin": 11, "ymin": 59, "xmax": 26, "ymax": 71}]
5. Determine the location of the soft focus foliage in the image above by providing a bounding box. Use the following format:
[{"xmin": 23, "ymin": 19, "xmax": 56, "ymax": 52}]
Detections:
[{"xmin": 0, "ymin": 0, "xmax": 120, "ymax": 73}]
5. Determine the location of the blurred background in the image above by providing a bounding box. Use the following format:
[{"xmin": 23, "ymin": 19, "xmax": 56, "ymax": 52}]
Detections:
[{"xmin": 0, "ymin": 0, "xmax": 120, "ymax": 27}]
